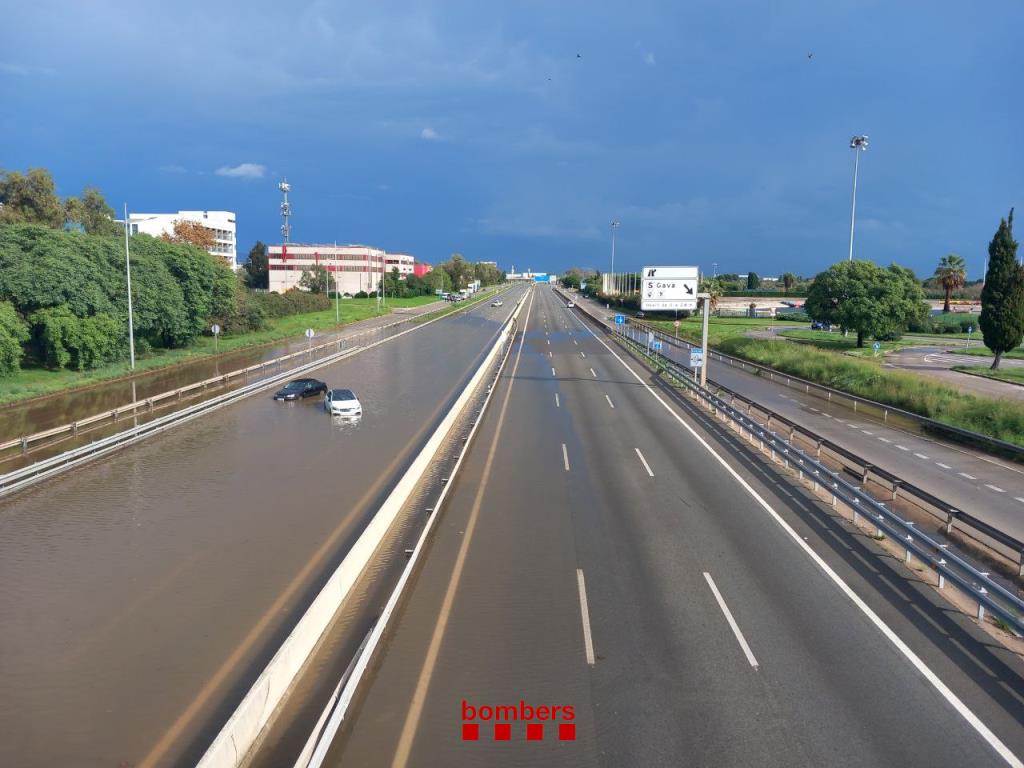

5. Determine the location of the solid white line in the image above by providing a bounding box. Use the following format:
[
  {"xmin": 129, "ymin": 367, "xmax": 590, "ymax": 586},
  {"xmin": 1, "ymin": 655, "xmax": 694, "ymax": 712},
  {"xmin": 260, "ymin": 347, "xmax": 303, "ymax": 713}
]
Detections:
[
  {"xmin": 568, "ymin": 307, "xmax": 1024, "ymax": 768},
  {"xmin": 576, "ymin": 569, "xmax": 595, "ymax": 665},
  {"xmin": 986, "ymin": 484, "xmax": 1005, "ymax": 493},
  {"xmin": 605, "ymin": 394, "xmax": 615, "ymax": 409},
  {"xmin": 555, "ymin": 393, "xmax": 560, "ymax": 408},
  {"xmin": 914, "ymin": 453, "xmax": 929, "ymax": 460},
  {"xmin": 634, "ymin": 448, "xmax": 655, "ymax": 477},
  {"xmin": 936, "ymin": 462, "xmax": 951, "ymax": 469},
  {"xmin": 551, "ymin": 367, "xmax": 556, "ymax": 377},
  {"xmin": 703, "ymin": 572, "xmax": 758, "ymax": 669},
  {"xmin": 959, "ymin": 472, "xmax": 977, "ymax": 480},
  {"xmin": 589, "ymin": 367, "xmax": 597, "ymax": 377},
  {"xmin": 562, "ymin": 443, "xmax": 570, "ymax": 472}
]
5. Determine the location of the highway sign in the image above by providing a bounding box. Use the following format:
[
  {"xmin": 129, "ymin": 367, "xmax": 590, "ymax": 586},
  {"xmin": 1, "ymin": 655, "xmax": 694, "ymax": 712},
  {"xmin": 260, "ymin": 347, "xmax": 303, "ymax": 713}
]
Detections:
[
  {"xmin": 872, "ymin": 341, "xmax": 881, "ymax": 350},
  {"xmin": 305, "ymin": 328, "xmax": 315, "ymax": 339},
  {"xmin": 641, "ymin": 266, "xmax": 699, "ymax": 311},
  {"xmin": 688, "ymin": 347, "xmax": 705, "ymax": 368},
  {"xmin": 210, "ymin": 324, "xmax": 221, "ymax": 336},
  {"xmin": 652, "ymin": 340, "xmax": 663, "ymax": 351},
  {"xmin": 967, "ymin": 325, "xmax": 973, "ymax": 333},
  {"xmin": 614, "ymin": 314, "xmax": 626, "ymax": 325}
]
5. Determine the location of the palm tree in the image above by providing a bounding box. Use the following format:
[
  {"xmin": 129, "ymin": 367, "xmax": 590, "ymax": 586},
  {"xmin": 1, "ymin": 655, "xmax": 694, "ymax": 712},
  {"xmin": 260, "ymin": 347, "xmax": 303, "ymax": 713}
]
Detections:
[
  {"xmin": 700, "ymin": 278, "xmax": 722, "ymax": 313},
  {"xmin": 781, "ymin": 272, "xmax": 797, "ymax": 292},
  {"xmin": 934, "ymin": 254, "xmax": 967, "ymax": 313}
]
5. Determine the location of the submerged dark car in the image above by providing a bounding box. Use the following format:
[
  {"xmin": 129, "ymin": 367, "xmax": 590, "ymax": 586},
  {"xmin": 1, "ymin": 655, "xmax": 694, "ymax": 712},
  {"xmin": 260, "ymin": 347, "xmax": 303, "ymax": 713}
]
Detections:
[{"xmin": 273, "ymin": 378, "xmax": 327, "ymax": 401}]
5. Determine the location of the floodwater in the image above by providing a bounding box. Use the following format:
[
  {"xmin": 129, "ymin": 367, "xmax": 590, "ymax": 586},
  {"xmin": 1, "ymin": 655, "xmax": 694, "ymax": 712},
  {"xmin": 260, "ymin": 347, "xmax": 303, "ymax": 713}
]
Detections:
[
  {"xmin": 0, "ymin": 300, "xmax": 443, "ymax": 444},
  {"xmin": 0, "ymin": 286, "xmax": 526, "ymax": 768}
]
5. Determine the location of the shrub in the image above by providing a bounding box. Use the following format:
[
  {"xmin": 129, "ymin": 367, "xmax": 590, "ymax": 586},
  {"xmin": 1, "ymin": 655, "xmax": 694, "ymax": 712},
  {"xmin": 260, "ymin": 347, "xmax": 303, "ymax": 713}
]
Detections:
[
  {"xmin": 251, "ymin": 288, "xmax": 330, "ymax": 318},
  {"xmin": 353, "ymin": 291, "xmax": 369, "ymax": 299},
  {"xmin": 29, "ymin": 305, "xmax": 123, "ymax": 370},
  {"xmin": 0, "ymin": 300, "xmax": 29, "ymax": 376}
]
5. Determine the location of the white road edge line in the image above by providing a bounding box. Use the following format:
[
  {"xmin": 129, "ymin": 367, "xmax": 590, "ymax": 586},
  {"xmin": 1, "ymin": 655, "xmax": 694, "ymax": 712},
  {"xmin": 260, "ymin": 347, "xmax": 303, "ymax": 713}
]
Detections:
[
  {"xmin": 703, "ymin": 572, "xmax": 758, "ymax": 668},
  {"xmin": 605, "ymin": 394, "xmax": 615, "ymax": 409},
  {"xmin": 567, "ymin": 305, "xmax": 1024, "ymax": 768},
  {"xmin": 576, "ymin": 569, "xmax": 596, "ymax": 665},
  {"xmin": 634, "ymin": 448, "xmax": 655, "ymax": 477},
  {"xmin": 562, "ymin": 443, "xmax": 570, "ymax": 472}
]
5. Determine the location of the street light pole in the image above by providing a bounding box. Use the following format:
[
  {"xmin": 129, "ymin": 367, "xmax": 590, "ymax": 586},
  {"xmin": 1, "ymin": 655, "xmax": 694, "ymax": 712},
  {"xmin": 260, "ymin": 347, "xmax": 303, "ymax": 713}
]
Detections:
[
  {"xmin": 334, "ymin": 241, "xmax": 340, "ymax": 326},
  {"xmin": 610, "ymin": 220, "xmax": 620, "ymax": 295},
  {"xmin": 122, "ymin": 203, "xmax": 136, "ymax": 370},
  {"xmin": 848, "ymin": 135, "xmax": 869, "ymax": 261}
]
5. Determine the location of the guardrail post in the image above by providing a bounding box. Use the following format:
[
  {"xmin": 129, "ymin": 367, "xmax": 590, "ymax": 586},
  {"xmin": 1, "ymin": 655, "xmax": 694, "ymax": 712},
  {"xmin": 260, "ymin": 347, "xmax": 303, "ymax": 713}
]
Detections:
[
  {"xmin": 1018, "ymin": 551, "xmax": 1024, "ymax": 580},
  {"xmin": 72, "ymin": 422, "xmax": 78, "ymax": 436},
  {"xmin": 976, "ymin": 590, "xmax": 987, "ymax": 621},
  {"xmin": 21, "ymin": 436, "xmax": 28, "ymax": 455},
  {"xmin": 861, "ymin": 464, "xmax": 871, "ymax": 484},
  {"xmin": 937, "ymin": 559, "xmax": 946, "ymax": 588},
  {"xmin": 945, "ymin": 511, "xmax": 955, "ymax": 536},
  {"xmin": 891, "ymin": 479, "xmax": 900, "ymax": 501}
]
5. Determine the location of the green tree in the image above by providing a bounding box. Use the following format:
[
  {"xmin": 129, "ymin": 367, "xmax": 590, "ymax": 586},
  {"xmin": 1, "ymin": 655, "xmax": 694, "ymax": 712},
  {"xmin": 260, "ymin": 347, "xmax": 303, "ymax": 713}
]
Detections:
[
  {"xmin": 440, "ymin": 253, "xmax": 473, "ymax": 289},
  {"xmin": 0, "ymin": 168, "xmax": 65, "ymax": 228},
  {"xmin": 243, "ymin": 241, "xmax": 269, "ymax": 289},
  {"xmin": 700, "ymin": 278, "xmax": 723, "ymax": 312},
  {"xmin": 78, "ymin": 188, "xmax": 120, "ymax": 236},
  {"xmin": 424, "ymin": 268, "xmax": 452, "ymax": 294},
  {"xmin": 746, "ymin": 272, "xmax": 761, "ymax": 290},
  {"xmin": 781, "ymin": 272, "xmax": 797, "ymax": 291},
  {"xmin": 299, "ymin": 264, "xmax": 330, "ymax": 294},
  {"xmin": 805, "ymin": 261, "xmax": 929, "ymax": 347},
  {"xmin": 561, "ymin": 272, "xmax": 582, "ymax": 289},
  {"xmin": 979, "ymin": 210, "xmax": 1023, "ymax": 369},
  {"xmin": 383, "ymin": 266, "xmax": 404, "ymax": 297},
  {"xmin": 29, "ymin": 305, "xmax": 123, "ymax": 370},
  {"xmin": 934, "ymin": 254, "xmax": 967, "ymax": 313},
  {"xmin": 0, "ymin": 300, "xmax": 29, "ymax": 376}
]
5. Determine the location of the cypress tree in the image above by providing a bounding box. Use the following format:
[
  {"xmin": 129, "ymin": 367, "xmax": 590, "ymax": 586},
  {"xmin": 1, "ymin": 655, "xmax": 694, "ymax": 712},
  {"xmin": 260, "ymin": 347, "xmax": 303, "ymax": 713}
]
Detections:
[{"xmin": 980, "ymin": 209, "xmax": 1023, "ymax": 369}]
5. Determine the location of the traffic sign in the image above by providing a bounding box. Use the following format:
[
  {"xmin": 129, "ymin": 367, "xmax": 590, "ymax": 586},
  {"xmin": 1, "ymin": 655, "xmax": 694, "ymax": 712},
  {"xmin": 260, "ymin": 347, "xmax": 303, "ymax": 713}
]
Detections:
[
  {"xmin": 872, "ymin": 341, "xmax": 881, "ymax": 350},
  {"xmin": 210, "ymin": 323, "xmax": 221, "ymax": 336},
  {"xmin": 652, "ymin": 340, "xmax": 663, "ymax": 351},
  {"xmin": 967, "ymin": 326, "xmax": 973, "ymax": 334},
  {"xmin": 305, "ymin": 328, "xmax": 315, "ymax": 339},
  {"xmin": 688, "ymin": 347, "xmax": 705, "ymax": 368},
  {"xmin": 641, "ymin": 265, "xmax": 699, "ymax": 311},
  {"xmin": 614, "ymin": 314, "xmax": 626, "ymax": 325},
  {"xmin": 673, "ymin": 320, "xmax": 681, "ymax": 328}
]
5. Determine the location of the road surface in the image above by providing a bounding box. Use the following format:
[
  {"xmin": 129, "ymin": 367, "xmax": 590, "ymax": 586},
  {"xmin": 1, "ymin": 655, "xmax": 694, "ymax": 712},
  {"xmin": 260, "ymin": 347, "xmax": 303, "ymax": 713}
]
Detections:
[
  {"xmin": 328, "ymin": 285, "xmax": 1024, "ymax": 767},
  {"xmin": 0, "ymin": 286, "xmax": 525, "ymax": 768}
]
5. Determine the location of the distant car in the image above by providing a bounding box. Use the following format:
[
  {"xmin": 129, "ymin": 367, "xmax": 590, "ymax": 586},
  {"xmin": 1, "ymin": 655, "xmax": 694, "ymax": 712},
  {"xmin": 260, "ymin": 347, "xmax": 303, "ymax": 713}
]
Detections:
[
  {"xmin": 811, "ymin": 321, "xmax": 832, "ymax": 331},
  {"xmin": 324, "ymin": 388, "xmax": 362, "ymax": 416},
  {"xmin": 273, "ymin": 378, "xmax": 327, "ymax": 401},
  {"xmin": 566, "ymin": 302, "xmax": 575, "ymax": 308},
  {"xmin": 492, "ymin": 300, "xmax": 504, "ymax": 307},
  {"xmin": 635, "ymin": 311, "xmax": 645, "ymax": 319}
]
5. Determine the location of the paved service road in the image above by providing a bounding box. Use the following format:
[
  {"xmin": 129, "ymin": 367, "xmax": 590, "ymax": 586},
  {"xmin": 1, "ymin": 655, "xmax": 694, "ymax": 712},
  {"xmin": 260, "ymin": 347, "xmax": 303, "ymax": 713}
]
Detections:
[
  {"xmin": 0, "ymin": 285, "xmax": 526, "ymax": 768},
  {"xmin": 884, "ymin": 346, "xmax": 1024, "ymax": 400},
  {"xmin": 328, "ymin": 285, "xmax": 1024, "ymax": 767},
  {"xmin": 573, "ymin": 294, "xmax": 1024, "ymax": 543}
]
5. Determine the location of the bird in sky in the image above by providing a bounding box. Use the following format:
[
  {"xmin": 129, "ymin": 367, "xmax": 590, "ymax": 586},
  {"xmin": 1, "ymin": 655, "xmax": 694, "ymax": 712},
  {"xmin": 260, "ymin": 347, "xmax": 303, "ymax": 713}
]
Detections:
[
  {"xmin": 807, "ymin": 52, "xmax": 814, "ymax": 59},
  {"xmin": 577, "ymin": 53, "xmax": 582, "ymax": 58}
]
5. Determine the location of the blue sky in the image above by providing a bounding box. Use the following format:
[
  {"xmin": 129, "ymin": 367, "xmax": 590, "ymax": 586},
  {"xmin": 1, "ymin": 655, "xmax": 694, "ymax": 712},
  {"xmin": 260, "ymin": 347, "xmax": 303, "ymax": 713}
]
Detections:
[{"xmin": 2, "ymin": 0, "xmax": 1021, "ymax": 279}]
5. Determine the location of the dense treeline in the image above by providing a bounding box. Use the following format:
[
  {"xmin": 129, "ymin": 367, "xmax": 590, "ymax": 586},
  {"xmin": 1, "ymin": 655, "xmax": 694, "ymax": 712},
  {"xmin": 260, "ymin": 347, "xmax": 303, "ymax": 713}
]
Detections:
[{"xmin": 0, "ymin": 224, "xmax": 242, "ymax": 374}]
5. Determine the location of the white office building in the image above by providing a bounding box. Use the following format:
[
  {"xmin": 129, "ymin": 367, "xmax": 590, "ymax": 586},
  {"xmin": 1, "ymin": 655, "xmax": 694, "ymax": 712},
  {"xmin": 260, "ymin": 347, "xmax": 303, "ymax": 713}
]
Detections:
[
  {"xmin": 268, "ymin": 244, "xmax": 415, "ymax": 294},
  {"xmin": 125, "ymin": 210, "xmax": 237, "ymax": 267}
]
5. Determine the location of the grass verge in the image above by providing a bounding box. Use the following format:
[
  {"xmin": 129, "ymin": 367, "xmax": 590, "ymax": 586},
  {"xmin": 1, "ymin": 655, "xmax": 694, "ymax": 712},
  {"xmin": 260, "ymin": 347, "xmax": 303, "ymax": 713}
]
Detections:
[
  {"xmin": 717, "ymin": 337, "xmax": 1024, "ymax": 446},
  {"xmin": 0, "ymin": 296, "xmax": 438, "ymax": 406},
  {"xmin": 948, "ymin": 346, "xmax": 1024, "ymax": 360},
  {"xmin": 643, "ymin": 316, "xmax": 804, "ymax": 346}
]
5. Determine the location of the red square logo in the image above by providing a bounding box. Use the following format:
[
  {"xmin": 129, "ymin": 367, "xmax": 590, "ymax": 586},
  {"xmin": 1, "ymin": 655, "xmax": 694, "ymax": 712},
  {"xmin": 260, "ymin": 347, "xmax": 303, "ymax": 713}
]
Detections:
[
  {"xmin": 526, "ymin": 723, "xmax": 544, "ymax": 741},
  {"xmin": 495, "ymin": 723, "xmax": 511, "ymax": 740},
  {"xmin": 559, "ymin": 723, "xmax": 576, "ymax": 741},
  {"xmin": 462, "ymin": 723, "xmax": 479, "ymax": 741}
]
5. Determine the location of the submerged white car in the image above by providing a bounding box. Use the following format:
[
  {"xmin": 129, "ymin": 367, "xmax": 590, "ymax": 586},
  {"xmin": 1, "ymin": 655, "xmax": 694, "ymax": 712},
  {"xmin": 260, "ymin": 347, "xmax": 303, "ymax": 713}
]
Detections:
[{"xmin": 324, "ymin": 388, "xmax": 362, "ymax": 416}]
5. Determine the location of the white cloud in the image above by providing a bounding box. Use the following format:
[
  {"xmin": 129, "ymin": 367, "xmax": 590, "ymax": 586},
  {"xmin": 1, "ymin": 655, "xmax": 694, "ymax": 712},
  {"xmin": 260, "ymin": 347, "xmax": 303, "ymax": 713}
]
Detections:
[
  {"xmin": 644, "ymin": 52, "xmax": 656, "ymax": 66},
  {"xmin": 215, "ymin": 163, "xmax": 266, "ymax": 179},
  {"xmin": 159, "ymin": 164, "xmax": 187, "ymax": 174},
  {"xmin": 420, "ymin": 127, "xmax": 440, "ymax": 140}
]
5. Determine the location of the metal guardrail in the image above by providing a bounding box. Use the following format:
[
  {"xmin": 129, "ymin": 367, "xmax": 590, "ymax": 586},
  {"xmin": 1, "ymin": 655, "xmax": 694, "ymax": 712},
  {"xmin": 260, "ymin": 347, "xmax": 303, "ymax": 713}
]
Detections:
[{"xmin": 608, "ymin": 327, "xmax": 1024, "ymax": 634}]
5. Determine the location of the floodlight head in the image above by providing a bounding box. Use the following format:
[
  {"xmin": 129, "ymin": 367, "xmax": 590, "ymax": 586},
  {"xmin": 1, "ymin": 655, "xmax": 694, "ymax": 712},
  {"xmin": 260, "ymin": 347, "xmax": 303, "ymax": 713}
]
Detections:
[
  {"xmin": 611, "ymin": 220, "xmax": 620, "ymax": 228},
  {"xmin": 279, "ymin": 181, "xmax": 291, "ymax": 193},
  {"xmin": 849, "ymin": 135, "xmax": 869, "ymax": 150}
]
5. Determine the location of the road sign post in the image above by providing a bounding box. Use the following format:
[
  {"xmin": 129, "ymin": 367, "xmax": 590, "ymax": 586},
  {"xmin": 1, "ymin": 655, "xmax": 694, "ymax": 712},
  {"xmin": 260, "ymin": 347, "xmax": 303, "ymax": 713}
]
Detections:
[
  {"xmin": 966, "ymin": 325, "xmax": 973, "ymax": 349},
  {"xmin": 872, "ymin": 340, "xmax": 881, "ymax": 357},
  {"xmin": 210, "ymin": 323, "xmax": 221, "ymax": 354},
  {"xmin": 699, "ymin": 292, "xmax": 710, "ymax": 386},
  {"xmin": 305, "ymin": 327, "xmax": 315, "ymax": 357}
]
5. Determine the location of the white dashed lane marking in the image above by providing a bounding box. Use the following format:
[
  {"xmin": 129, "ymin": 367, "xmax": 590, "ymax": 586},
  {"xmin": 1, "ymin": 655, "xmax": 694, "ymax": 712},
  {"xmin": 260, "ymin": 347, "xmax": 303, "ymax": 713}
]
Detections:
[
  {"xmin": 985, "ymin": 484, "xmax": 1005, "ymax": 493},
  {"xmin": 959, "ymin": 472, "xmax": 977, "ymax": 480},
  {"xmin": 914, "ymin": 453, "xmax": 929, "ymax": 460},
  {"xmin": 936, "ymin": 463, "xmax": 951, "ymax": 469}
]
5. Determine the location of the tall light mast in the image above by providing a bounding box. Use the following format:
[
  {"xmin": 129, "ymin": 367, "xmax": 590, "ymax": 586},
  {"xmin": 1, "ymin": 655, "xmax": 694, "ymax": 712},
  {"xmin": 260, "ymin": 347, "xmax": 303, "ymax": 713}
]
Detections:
[{"xmin": 279, "ymin": 180, "xmax": 292, "ymax": 243}]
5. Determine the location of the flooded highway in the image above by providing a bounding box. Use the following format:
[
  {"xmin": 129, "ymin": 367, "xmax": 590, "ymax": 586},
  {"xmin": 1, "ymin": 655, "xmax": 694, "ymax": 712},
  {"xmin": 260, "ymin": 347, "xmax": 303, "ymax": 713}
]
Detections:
[
  {"xmin": 0, "ymin": 299, "xmax": 444, "ymax": 444},
  {"xmin": 0, "ymin": 285, "xmax": 525, "ymax": 768}
]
